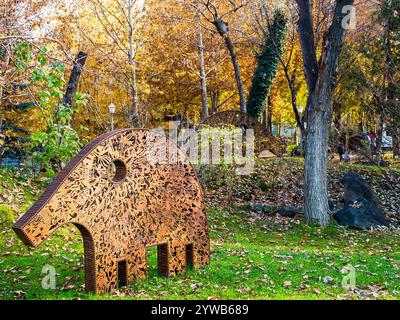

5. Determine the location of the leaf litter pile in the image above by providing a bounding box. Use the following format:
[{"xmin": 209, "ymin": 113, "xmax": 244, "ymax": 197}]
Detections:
[{"xmin": 199, "ymin": 158, "xmax": 400, "ymax": 227}]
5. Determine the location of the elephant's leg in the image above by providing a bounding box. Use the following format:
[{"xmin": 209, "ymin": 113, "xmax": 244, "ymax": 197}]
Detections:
[
  {"xmin": 193, "ymin": 236, "xmax": 210, "ymax": 269},
  {"xmin": 167, "ymin": 241, "xmax": 187, "ymax": 276},
  {"xmin": 94, "ymin": 256, "xmax": 119, "ymax": 293},
  {"xmin": 127, "ymin": 246, "xmax": 147, "ymax": 282}
]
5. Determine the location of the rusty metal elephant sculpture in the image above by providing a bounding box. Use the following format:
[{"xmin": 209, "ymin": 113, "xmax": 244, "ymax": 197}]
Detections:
[{"xmin": 13, "ymin": 129, "xmax": 210, "ymax": 293}]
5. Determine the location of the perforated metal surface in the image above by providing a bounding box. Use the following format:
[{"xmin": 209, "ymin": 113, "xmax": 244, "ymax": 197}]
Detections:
[{"xmin": 13, "ymin": 129, "xmax": 210, "ymax": 293}]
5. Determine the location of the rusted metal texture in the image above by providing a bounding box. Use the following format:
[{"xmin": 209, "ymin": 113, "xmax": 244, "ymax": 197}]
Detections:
[{"xmin": 13, "ymin": 129, "xmax": 210, "ymax": 293}]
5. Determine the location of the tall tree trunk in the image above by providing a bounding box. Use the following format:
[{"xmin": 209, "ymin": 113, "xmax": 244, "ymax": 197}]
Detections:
[
  {"xmin": 57, "ymin": 51, "xmax": 87, "ymax": 124},
  {"xmin": 263, "ymin": 107, "xmax": 268, "ymax": 130},
  {"xmin": 128, "ymin": 0, "xmax": 139, "ymax": 128},
  {"xmin": 214, "ymin": 19, "xmax": 246, "ymax": 113},
  {"xmin": 198, "ymin": 13, "xmax": 208, "ymax": 121},
  {"xmin": 304, "ymin": 92, "xmax": 331, "ymax": 225},
  {"xmin": 62, "ymin": 51, "xmax": 88, "ymax": 110},
  {"xmin": 210, "ymin": 91, "xmax": 219, "ymax": 114},
  {"xmin": 298, "ymin": 0, "xmax": 354, "ymax": 226},
  {"xmin": 130, "ymin": 68, "xmax": 139, "ymax": 128},
  {"xmin": 375, "ymin": 106, "xmax": 385, "ymax": 165},
  {"xmin": 224, "ymin": 35, "xmax": 246, "ymax": 113},
  {"xmin": 288, "ymin": 76, "xmax": 305, "ymax": 139},
  {"xmin": 53, "ymin": 51, "xmax": 87, "ymax": 172},
  {"xmin": 376, "ymin": 6, "xmax": 396, "ymax": 164},
  {"xmin": 296, "ymin": 0, "xmax": 318, "ymax": 120},
  {"xmin": 267, "ymin": 98, "xmax": 273, "ymax": 133},
  {"xmin": 345, "ymin": 114, "xmax": 350, "ymax": 150}
]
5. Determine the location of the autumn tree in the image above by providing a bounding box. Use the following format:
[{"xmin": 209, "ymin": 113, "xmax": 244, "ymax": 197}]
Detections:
[
  {"xmin": 197, "ymin": 0, "xmax": 250, "ymax": 113},
  {"xmin": 84, "ymin": 0, "xmax": 145, "ymax": 128},
  {"xmin": 336, "ymin": 0, "xmax": 399, "ymax": 162},
  {"xmin": 296, "ymin": 0, "xmax": 354, "ymax": 225},
  {"xmin": 375, "ymin": 0, "xmax": 399, "ymax": 163}
]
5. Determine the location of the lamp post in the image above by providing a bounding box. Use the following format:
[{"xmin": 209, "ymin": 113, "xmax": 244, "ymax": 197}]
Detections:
[{"xmin": 108, "ymin": 103, "xmax": 116, "ymax": 131}]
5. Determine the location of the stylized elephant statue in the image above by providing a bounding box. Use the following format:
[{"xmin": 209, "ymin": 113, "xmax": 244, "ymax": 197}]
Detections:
[{"xmin": 13, "ymin": 129, "xmax": 210, "ymax": 293}]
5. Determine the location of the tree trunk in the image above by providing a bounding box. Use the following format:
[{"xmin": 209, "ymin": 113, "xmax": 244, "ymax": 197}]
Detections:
[
  {"xmin": 266, "ymin": 97, "xmax": 272, "ymax": 133},
  {"xmin": 58, "ymin": 51, "xmax": 87, "ymax": 125},
  {"xmin": 62, "ymin": 51, "xmax": 88, "ymax": 109},
  {"xmin": 214, "ymin": 19, "xmax": 246, "ymax": 113},
  {"xmin": 375, "ymin": 106, "xmax": 385, "ymax": 165},
  {"xmin": 288, "ymin": 78, "xmax": 305, "ymax": 139},
  {"xmin": 210, "ymin": 91, "xmax": 219, "ymax": 114},
  {"xmin": 345, "ymin": 114, "xmax": 350, "ymax": 150},
  {"xmin": 296, "ymin": 0, "xmax": 318, "ymax": 98},
  {"xmin": 224, "ymin": 35, "xmax": 246, "ymax": 113},
  {"xmin": 198, "ymin": 13, "xmax": 208, "ymax": 121},
  {"xmin": 298, "ymin": 0, "xmax": 354, "ymax": 226},
  {"xmin": 268, "ymin": 107, "xmax": 272, "ymax": 133},
  {"xmin": 304, "ymin": 93, "xmax": 330, "ymax": 226},
  {"xmin": 53, "ymin": 51, "xmax": 87, "ymax": 172},
  {"xmin": 128, "ymin": 0, "xmax": 139, "ymax": 128},
  {"xmin": 130, "ymin": 69, "xmax": 139, "ymax": 128},
  {"xmin": 263, "ymin": 107, "xmax": 267, "ymax": 131}
]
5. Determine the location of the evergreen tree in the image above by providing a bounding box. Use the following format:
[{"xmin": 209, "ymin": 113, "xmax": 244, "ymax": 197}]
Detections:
[{"xmin": 247, "ymin": 10, "xmax": 288, "ymax": 121}]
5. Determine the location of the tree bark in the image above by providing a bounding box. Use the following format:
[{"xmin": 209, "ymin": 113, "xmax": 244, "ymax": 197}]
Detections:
[
  {"xmin": 62, "ymin": 51, "xmax": 87, "ymax": 108},
  {"xmin": 224, "ymin": 34, "xmax": 246, "ymax": 113},
  {"xmin": 298, "ymin": 0, "xmax": 354, "ymax": 226},
  {"xmin": 263, "ymin": 106, "xmax": 268, "ymax": 131},
  {"xmin": 210, "ymin": 91, "xmax": 219, "ymax": 114},
  {"xmin": 198, "ymin": 13, "xmax": 208, "ymax": 121},
  {"xmin": 130, "ymin": 67, "xmax": 139, "ymax": 128},
  {"xmin": 59, "ymin": 51, "xmax": 87, "ymax": 123},
  {"xmin": 214, "ymin": 19, "xmax": 246, "ymax": 113},
  {"xmin": 375, "ymin": 105, "xmax": 385, "ymax": 165},
  {"xmin": 128, "ymin": 0, "xmax": 139, "ymax": 128},
  {"xmin": 296, "ymin": 0, "xmax": 318, "ymax": 94},
  {"xmin": 267, "ymin": 97, "xmax": 272, "ymax": 133},
  {"xmin": 345, "ymin": 113, "xmax": 350, "ymax": 150}
]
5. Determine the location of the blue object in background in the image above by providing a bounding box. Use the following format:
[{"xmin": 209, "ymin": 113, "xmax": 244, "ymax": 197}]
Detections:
[{"xmin": 1, "ymin": 157, "xmax": 20, "ymax": 169}]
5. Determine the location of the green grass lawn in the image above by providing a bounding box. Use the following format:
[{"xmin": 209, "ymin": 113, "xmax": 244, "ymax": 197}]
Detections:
[
  {"xmin": 0, "ymin": 167, "xmax": 399, "ymax": 300},
  {"xmin": 0, "ymin": 207, "xmax": 399, "ymax": 300}
]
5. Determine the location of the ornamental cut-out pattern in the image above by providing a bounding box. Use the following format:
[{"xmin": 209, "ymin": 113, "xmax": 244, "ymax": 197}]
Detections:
[{"xmin": 13, "ymin": 129, "xmax": 210, "ymax": 293}]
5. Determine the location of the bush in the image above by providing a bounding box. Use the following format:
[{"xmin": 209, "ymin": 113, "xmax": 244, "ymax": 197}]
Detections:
[{"xmin": 287, "ymin": 144, "xmax": 298, "ymax": 155}]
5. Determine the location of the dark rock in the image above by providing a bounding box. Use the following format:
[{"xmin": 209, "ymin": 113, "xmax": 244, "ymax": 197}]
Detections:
[
  {"xmin": 334, "ymin": 173, "xmax": 389, "ymax": 230},
  {"xmin": 276, "ymin": 206, "xmax": 302, "ymax": 218},
  {"xmin": 334, "ymin": 200, "xmax": 389, "ymax": 230},
  {"xmin": 254, "ymin": 204, "xmax": 275, "ymax": 214},
  {"xmin": 253, "ymin": 204, "xmax": 302, "ymax": 218},
  {"xmin": 342, "ymin": 173, "xmax": 377, "ymax": 205}
]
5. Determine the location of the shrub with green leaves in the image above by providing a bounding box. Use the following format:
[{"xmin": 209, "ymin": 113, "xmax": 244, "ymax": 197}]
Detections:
[{"xmin": 14, "ymin": 42, "xmax": 88, "ymax": 175}]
